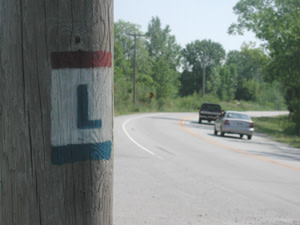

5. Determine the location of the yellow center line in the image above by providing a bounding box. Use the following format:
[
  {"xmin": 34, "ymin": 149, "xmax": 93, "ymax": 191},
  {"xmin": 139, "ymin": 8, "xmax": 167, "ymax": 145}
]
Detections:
[{"xmin": 178, "ymin": 116, "xmax": 300, "ymax": 173}]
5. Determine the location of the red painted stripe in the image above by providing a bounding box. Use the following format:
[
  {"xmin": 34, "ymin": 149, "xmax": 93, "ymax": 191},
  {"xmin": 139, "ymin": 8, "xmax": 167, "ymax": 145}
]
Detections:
[{"xmin": 51, "ymin": 50, "xmax": 112, "ymax": 69}]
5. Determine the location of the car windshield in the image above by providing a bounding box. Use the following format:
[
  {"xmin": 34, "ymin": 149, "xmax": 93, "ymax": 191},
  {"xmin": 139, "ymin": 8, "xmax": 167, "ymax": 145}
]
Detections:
[
  {"xmin": 201, "ymin": 104, "xmax": 220, "ymax": 112},
  {"xmin": 226, "ymin": 112, "xmax": 250, "ymax": 120}
]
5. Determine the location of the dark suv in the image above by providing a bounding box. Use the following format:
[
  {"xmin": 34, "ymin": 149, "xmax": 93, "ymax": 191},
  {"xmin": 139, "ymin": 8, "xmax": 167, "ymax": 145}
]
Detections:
[{"xmin": 198, "ymin": 103, "xmax": 222, "ymax": 123}]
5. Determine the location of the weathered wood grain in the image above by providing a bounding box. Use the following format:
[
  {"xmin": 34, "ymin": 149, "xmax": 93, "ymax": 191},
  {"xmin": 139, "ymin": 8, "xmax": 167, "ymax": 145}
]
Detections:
[{"xmin": 0, "ymin": 0, "xmax": 114, "ymax": 224}]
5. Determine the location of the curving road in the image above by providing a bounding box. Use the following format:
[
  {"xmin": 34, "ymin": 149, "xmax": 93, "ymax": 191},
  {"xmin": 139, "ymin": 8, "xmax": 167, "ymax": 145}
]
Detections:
[{"xmin": 113, "ymin": 112, "xmax": 300, "ymax": 225}]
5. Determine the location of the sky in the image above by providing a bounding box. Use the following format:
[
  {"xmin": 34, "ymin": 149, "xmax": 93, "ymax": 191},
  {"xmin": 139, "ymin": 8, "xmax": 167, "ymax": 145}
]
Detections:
[{"xmin": 114, "ymin": 0, "xmax": 261, "ymax": 53}]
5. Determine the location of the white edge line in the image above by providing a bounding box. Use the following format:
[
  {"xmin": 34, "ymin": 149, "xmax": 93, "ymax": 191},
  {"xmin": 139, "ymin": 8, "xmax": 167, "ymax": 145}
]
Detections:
[{"xmin": 122, "ymin": 116, "xmax": 163, "ymax": 160}]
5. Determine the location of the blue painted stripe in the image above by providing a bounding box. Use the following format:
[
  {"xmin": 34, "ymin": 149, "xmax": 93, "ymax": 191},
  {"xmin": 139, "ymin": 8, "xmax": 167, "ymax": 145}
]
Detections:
[
  {"xmin": 77, "ymin": 84, "xmax": 102, "ymax": 129},
  {"xmin": 51, "ymin": 141, "xmax": 112, "ymax": 165}
]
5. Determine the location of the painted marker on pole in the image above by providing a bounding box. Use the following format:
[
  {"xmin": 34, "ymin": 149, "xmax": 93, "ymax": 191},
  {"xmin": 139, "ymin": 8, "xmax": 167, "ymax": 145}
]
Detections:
[{"xmin": 51, "ymin": 50, "xmax": 113, "ymax": 165}]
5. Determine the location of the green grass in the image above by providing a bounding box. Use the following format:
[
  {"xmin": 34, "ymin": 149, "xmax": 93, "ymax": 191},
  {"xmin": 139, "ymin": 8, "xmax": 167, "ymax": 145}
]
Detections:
[
  {"xmin": 115, "ymin": 94, "xmax": 282, "ymax": 116},
  {"xmin": 253, "ymin": 116, "xmax": 300, "ymax": 148}
]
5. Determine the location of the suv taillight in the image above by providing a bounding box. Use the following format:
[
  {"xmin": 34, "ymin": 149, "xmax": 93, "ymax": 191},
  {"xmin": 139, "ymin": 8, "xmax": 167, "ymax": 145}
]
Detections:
[
  {"xmin": 250, "ymin": 122, "xmax": 254, "ymax": 128},
  {"xmin": 224, "ymin": 120, "xmax": 230, "ymax": 125}
]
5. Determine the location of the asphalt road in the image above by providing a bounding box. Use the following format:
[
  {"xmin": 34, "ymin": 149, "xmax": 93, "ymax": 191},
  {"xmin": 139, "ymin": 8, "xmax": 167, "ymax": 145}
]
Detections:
[{"xmin": 113, "ymin": 112, "xmax": 300, "ymax": 225}]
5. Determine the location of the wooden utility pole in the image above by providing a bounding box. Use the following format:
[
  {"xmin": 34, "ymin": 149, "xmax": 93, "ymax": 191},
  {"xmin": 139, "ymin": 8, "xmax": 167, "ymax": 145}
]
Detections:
[
  {"xmin": 127, "ymin": 33, "xmax": 145, "ymax": 105},
  {"xmin": 202, "ymin": 65, "xmax": 206, "ymax": 98},
  {"xmin": 200, "ymin": 54, "xmax": 211, "ymax": 98},
  {"xmin": 133, "ymin": 34, "xmax": 137, "ymax": 105},
  {"xmin": 0, "ymin": 0, "xmax": 114, "ymax": 224}
]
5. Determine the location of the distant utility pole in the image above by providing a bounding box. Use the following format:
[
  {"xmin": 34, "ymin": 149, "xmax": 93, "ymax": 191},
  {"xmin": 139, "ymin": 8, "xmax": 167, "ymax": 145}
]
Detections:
[
  {"xmin": 0, "ymin": 0, "xmax": 114, "ymax": 225},
  {"xmin": 127, "ymin": 33, "xmax": 145, "ymax": 105},
  {"xmin": 202, "ymin": 64, "xmax": 206, "ymax": 98},
  {"xmin": 199, "ymin": 54, "xmax": 213, "ymax": 98}
]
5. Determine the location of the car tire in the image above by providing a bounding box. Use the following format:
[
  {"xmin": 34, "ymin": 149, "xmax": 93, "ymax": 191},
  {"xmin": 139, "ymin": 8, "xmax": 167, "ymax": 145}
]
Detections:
[
  {"xmin": 199, "ymin": 118, "xmax": 202, "ymax": 124},
  {"xmin": 220, "ymin": 127, "xmax": 225, "ymax": 137},
  {"xmin": 240, "ymin": 134, "xmax": 243, "ymax": 139},
  {"xmin": 248, "ymin": 135, "xmax": 252, "ymax": 140}
]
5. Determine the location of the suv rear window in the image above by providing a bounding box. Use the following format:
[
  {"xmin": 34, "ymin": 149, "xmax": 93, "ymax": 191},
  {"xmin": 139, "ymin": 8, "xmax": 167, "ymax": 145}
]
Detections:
[{"xmin": 201, "ymin": 104, "xmax": 221, "ymax": 112}]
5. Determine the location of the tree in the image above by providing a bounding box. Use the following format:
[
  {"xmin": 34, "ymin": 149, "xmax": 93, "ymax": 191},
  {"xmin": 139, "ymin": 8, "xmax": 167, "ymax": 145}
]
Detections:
[
  {"xmin": 180, "ymin": 39, "xmax": 225, "ymax": 96},
  {"xmin": 146, "ymin": 17, "xmax": 181, "ymax": 68},
  {"xmin": 115, "ymin": 20, "xmax": 142, "ymax": 60},
  {"xmin": 1, "ymin": 0, "xmax": 114, "ymax": 224},
  {"xmin": 146, "ymin": 17, "xmax": 181, "ymax": 102},
  {"xmin": 114, "ymin": 20, "xmax": 153, "ymax": 109},
  {"xmin": 225, "ymin": 45, "xmax": 267, "ymax": 101},
  {"xmin": 229, "ymin": 0, "xmax": 300, "ymax": 131},
  {"xmin": 217, "ymin": 65, "xmax": 237, "ymax": 101}
]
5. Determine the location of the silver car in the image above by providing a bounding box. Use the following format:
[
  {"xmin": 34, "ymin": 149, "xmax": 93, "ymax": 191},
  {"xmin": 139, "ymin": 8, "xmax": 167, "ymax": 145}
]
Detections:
[{"xmin": 214, "ymin": 111, "xmax": 254, "ymax": 140}]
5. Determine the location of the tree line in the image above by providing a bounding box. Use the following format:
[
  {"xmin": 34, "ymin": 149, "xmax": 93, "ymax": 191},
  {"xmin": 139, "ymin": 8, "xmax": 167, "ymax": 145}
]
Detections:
[{"xmin": 115, "ymin": 0, "xmax": 299, "ymax": 132}]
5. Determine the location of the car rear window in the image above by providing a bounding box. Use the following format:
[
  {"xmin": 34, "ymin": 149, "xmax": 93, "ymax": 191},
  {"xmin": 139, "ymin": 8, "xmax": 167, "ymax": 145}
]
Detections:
[
  {"xmin": 201, "ymin": 104, "xmax": 221, "ymax": 112},
  {"xmin": 227, "ymin": 113, "xmax": 250, "ymax": 120}
]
